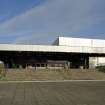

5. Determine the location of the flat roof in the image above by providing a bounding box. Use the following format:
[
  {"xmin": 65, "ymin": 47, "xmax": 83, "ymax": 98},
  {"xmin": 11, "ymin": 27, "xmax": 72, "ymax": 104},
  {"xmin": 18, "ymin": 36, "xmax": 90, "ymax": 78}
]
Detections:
[{"xmin": 0, "ymin": 44, "xmax": 105, "ymax": 54}]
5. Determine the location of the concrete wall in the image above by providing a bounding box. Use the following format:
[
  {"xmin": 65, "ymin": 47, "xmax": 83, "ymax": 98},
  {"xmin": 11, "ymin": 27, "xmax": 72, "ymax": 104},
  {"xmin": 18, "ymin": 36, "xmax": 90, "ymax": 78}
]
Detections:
[
  {"xmin": 1, "ymin": 44, "xmax": 105, "ymax": 54},
  {"xmin": 92, "ymin": 40, "xmax": 105, "ymax": 47},
  {"xmin": 59, "ymin": 37, "xmax": 92, "ymax": 47},
  {"xmin": 57, "ymin": 37, "xmax": 105, "ymax": 48},
  {"xmin": 89, "ymin": 57, "xmax": 105, "ymax": 69}
]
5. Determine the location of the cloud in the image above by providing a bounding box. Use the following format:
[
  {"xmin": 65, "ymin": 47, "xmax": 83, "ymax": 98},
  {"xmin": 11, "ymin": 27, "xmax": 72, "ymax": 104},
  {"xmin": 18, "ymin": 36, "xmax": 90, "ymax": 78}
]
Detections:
[{"xmin": 0, "ymin": 0, "xmax": 105, "ymax": 44}]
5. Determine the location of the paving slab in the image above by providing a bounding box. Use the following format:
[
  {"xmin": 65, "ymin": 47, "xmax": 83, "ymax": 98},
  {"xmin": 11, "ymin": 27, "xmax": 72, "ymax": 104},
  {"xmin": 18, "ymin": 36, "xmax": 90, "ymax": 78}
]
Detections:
[{"xmin": 0, "ymin": 81, "xmax": 105, "ymax": 105}]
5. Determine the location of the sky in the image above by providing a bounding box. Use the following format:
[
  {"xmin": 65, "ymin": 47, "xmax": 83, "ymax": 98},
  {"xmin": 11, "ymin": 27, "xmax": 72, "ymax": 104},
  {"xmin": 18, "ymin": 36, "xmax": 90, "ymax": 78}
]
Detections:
[{"xmin": 0, "ymin": 0, "xmax": 105, "ymax": 44}]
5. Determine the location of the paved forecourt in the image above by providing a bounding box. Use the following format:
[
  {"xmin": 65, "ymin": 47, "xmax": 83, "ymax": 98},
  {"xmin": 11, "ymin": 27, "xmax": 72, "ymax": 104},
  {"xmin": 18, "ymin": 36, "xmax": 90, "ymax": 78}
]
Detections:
[{"xmin": 0, "ymin": 81, "xmax": 105, "ymax": 105}]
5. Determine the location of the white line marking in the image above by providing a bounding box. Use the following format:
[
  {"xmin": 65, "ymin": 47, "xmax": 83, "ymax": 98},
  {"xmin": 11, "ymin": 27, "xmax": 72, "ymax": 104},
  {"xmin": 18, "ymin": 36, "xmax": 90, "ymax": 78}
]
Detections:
[{"xmin": 0, "ymin": 80, "xmax": 105, "ymax": 83}]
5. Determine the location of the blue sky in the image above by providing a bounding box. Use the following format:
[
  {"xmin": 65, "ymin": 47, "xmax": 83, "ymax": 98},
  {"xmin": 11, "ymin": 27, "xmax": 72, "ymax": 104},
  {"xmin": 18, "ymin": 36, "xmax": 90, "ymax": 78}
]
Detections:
[{"xmin": 0, "ymin": 0, "xmax": 105, "ymax": 44}]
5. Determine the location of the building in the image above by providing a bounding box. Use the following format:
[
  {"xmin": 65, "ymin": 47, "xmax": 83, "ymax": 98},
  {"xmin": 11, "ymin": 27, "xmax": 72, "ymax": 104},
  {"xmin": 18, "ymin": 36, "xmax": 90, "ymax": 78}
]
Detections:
[{"xmin": 0, "ymin": 36, "xmax": 105, "ymax": 69}]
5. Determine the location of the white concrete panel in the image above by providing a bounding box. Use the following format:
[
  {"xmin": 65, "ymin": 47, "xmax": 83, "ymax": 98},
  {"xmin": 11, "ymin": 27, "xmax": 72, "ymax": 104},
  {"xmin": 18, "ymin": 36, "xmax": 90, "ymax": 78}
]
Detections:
[
  {"xmin": 98, "ymin": 57, "xmax": 105, "ymax": 64},
  {"xmin": 0, "ymin": 44, "xmax": 105, "ymax": 54},
  {"xmin": 59, "ymin": 37, "xmax": 92, "ymax": 47},
  {"xmin": 58, "ymin": 37, "xmax": 105, "ymax": 48},
  {"xmin": 82, "ymin": 47, "xmax": 92, "ymax": 53},
  {"xmin": 89, "ymin": 57, "xmax": 105, "ymax": 68},
  {"xmin": 92, "ymin": 39, "xmax": 105, "ymax": 47},
  {"xmin": 89, "ymin": 57, "xmax": 98, "ymax": 69}
]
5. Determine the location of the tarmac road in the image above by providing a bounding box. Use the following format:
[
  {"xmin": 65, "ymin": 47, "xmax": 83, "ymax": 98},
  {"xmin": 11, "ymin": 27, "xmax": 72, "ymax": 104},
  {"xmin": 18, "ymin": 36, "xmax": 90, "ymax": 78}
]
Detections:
[{"xmin": 0, "ymin": 81, "xmax": 105, "ymax": 105}]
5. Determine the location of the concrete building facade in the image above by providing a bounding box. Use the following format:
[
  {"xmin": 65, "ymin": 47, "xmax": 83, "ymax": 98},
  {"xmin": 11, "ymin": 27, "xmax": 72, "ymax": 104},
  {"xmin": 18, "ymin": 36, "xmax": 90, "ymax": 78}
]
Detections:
[{"xmin": 0, "ymin": 37, "xmax": 105, "ymax": 69}]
